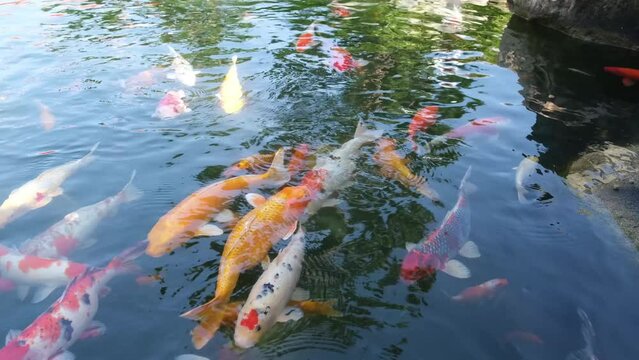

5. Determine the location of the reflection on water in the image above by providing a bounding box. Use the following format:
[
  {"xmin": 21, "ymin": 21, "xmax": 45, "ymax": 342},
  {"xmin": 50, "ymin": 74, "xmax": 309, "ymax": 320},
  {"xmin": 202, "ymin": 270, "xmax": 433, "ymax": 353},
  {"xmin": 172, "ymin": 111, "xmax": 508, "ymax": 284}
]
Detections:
[{"xmin": 0, "ymin": 0, "xmax": 638, "ymax": 359}]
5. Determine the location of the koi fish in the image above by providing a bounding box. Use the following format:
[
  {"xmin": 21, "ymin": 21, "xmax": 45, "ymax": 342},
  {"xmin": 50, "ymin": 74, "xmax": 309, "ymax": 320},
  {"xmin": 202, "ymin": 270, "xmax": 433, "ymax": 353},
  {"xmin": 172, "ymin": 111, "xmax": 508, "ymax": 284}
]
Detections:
[
  {"xmin": 217, "ymin": 55, "xmax": 244, "ymax": 114},
  {"xmin": 146, "ymin": 148, "xmax": 290, "ymax": 257},
  {"xmin": 603, "ymin": 66, "xmax": 639, "ymax": 87},
  {"xmin": 122, "ymin": 68, "xmax": 158, "ymax": 92},
  {"xmin": 180, "ymin": 170, "xmax": 326, "ymax": 349},
  {"xmin": 296, "ymin": 22, "xmax": 317, "ymax": 52},
  {"xmin": 450, "ymin": 278, "xmax": 508, "ymax": 302},
  {"xmin": 222, "ymin": 152, "xmax": 276, "ymax": 178},
  {"xmin": 0, "ymin": 245, "xmax": 88, "ymax": 303},
  {"xmin": 234, "ymin": 228, "xmax": 306, "ymax": 348},
  {"xmin": 0, "ymin": 243, "xmax": 144, "ymax": 360},
  {"xmin": 331, "ymin": 5, "xmax": 351, "ymax": 17},
  {"xmin": 444, "ymin": 117, "xmax": 507, "ymax": 140},
  {"xmin": 167, "ymin": 45, "xmax": 199, "ymax": 87},
  {"xmin": 515, "ymin": 156, "xmax": 540, "ymax": 204},
  {"xmin": 401, "ymin": 166, "xmax": 478, "ymax": 282},
  {"xmin": 505, "ymin": 330, "xmax": 544, "ymax": 345},
  {"xmin": 154, "ymin": 90, "xmax": 191, "ymax": 119},
  {"xmin": 305, "ymin": 122, "xmax": 382, "ymax": 215},
  {"xmin": 21, "ymin": 171, "xmax": 142, "ymax": 258},
  {"xmin": 287, "ymin": 143, "xmax": 310, "ymax": 176},
  {"xmin": 0, "ymin": 142, "xmax": 99, "ymax": 229},
  {"xmin": 330, "ymin": 46, "xmax": 364, "ymax": 72},
  {"xmin": 408, "ymin": 106, "xmax": 438, "ymax": 153},
  {"xmin": 566, "ymin": 308, "xmax": 598, "ymax": 360},
  {"xmin": 374, "ymin": 138, "xmax": 439, "ymax": 201},
  {"xmin": 37, "ymin": 101, "xmax": 56, "ymax": 131}
]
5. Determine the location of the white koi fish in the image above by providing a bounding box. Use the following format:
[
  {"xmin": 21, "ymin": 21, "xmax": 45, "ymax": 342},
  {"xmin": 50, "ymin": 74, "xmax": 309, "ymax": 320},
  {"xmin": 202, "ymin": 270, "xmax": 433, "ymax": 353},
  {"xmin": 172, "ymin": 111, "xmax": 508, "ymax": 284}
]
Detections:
[
  {"xmin": 217, "ymin": 55, "xmax": 244, "ymax": 114},
  {"xmin": 0, "ymin": 143, "xmax": 99, "ymax": 229},
  {"xmin": 305, "ymin": 122, "xmax": 382, "ymax": 215},
  {"xmin": 515, "ymin": 155, "xmax": 540, "ymax": 204},
  {"xmin": 0, "ymin": 243, "xmax": 143, "ymax": 360},
  {"xmin": 566, "ymin": 308, "xmax": 599, "ymax": 360},
  {"xmin": 0, "ymin": 245, "xmax": 88, "ymax": 303},
  {"xmin": 234, "ymin": 227, "xmax": 307, "ymax": 348},
  {"xmin": 21, "ymin": 171, "xmax": 142, "ymax": 259},
  {"xmin": 167, "ymin": 45, "xmax": 199, "ymax": 87}
]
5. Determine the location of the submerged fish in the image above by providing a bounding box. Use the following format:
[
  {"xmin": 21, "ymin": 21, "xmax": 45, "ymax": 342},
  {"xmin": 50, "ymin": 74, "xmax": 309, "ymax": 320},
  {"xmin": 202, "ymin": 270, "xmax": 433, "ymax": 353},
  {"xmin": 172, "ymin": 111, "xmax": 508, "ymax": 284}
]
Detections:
[
  {"xmin": 296, "ymin": 22, "xmax": 317, "ymax": 52},
  {"xmin": 234, "ymin": 228, "xmax": 306, "ymax": 348},
  {"xmin": 21, "ymin": 171, "xmax": 142, "ymax": 258},
  {"xmin": 330, "ymin": 46, "xmax": 364, "ymax": 72},
  {"xmin": 305, "ymin": 122, "xmax": 382, "ymax": 215},
  {"xmin": 374, "ymin": 138, "xmax": 439, "ymax": 201},
  {"xmin": 123, "ymin": 68, "xmax": 158, "ymax": 91},
  {"xmin": 0, "ymin": 243, "xmax": 143, "ymax": 359},
  {"xmin": 515, "ymin": 156, "xmax": 540, "ymax": 204},
  {"xmin": 431, "ymin": 117, "xmax": 508, "ymax": 147},
  {"xmin": 450, "ymin": 278, "xmax": 508, "ymax": 302},
  {"xmin": 0, "ymin": 245, "xmax": 88, "ymax": 303},
  {"xmin": 0, "ymin": 142, "xmax": 99, "ymax": 229},
  {"xmin": 180, "ymin": 170, "xmax": 326, "ymax": 349},
  {"xmin": 37, "ymin": 101, "xmax": 56, "ymax": 131},
  {"xmin": 603, "ymin": 66, "xmax": 639, "ymax": 87},
  {"xmin": 154, "ymin": 90, "xmax": 191, "ymax": 119},
  {"xmin": 167, "ymin": 45, "xmax": 199, "ymax": 87},
  {"xmin": 401, "ymin": 166, "xmax": 478, "ymax": 282},
  {"xmin": 222, "ymin": 152, "xmax": 276, "ymax": 178},
  {"xmin": 565, "ymin": 308, "xmax": 598, "ymax": 360},
  {"xmin": 146, "ymin": 148, "xmax": 290, "ymax": 257},
  {"xmin": 505, "ymin": 330, "xmax": 544, "ymax": 345},
  {"xmin": 217, "ymin": 55, "xmax": 244, "ymax": 114},
  {"xmin": 408, "ymin": 106, "xmax": 438, "ymax": 153}
]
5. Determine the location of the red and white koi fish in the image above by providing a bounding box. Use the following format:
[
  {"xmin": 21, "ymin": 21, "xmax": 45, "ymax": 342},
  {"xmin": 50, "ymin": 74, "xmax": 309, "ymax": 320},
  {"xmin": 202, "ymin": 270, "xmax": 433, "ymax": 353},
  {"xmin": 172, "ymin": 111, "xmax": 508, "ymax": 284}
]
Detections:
[
  {"xmin": 0, "ymin": 143, "xmax": 99, "ymax": 229},
  {"xmin": 234, "ymin": 228, "xmax": 306, "ymax": 348},
  {"xmin": 430, "ymin": 117, "xmax": 508, "ymax": 147},
  {"xmin": 167, "ymin": 45, "xmax": 199, "ymax": 87},
  {"xmin": 0, "ymin": 245, "xmax": 88, "ymax": 303},
  {"xmin": 296, "ymin": 22, "xmax": 317, "ymax": 52},
  {"xmin": 603, "ymin": 66, "xmax": 639, "ymax": 87},
  {"xmin": 330, "ymin": 46, "xmax": 365, "ymax": 72},
  {"xmin": 154, "ymin": 90, "xmax": 191, "ymax": 119},
  {"xmin": 450, "ymin": 278, "xmax": 508, "ymax": 302},
  {"xmin": 408, "ymin": 106, "xmax": 438, "ymax": 153},
  {"xmin": 401, "ymin": 166, "xmax": 478, "ymax": 282},
  {"xmin": 122, "ymin": 68, "xmax": 159, "ymax": 92},
  {"xmin": 21, "ymin": 171, "xmax": 142, "ymax": 258},
  {"xmin": 0, "ymin": 243, "xmax": 143, "ymax": 360}
]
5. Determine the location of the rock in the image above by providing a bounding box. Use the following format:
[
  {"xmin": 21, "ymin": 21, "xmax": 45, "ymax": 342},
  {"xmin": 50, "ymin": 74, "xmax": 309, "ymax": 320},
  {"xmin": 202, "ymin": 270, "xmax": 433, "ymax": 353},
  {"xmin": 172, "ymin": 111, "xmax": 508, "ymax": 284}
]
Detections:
[{"xmin": 508, "ymin": 0, "xmax": 639, "ymax": 51}]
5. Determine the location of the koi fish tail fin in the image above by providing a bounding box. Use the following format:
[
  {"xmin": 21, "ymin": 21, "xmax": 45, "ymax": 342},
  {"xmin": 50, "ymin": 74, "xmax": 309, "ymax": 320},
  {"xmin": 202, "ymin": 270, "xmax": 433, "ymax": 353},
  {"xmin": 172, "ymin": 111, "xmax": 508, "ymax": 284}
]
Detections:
[
  {"xmin": 263, "ymin": 147, "xmax": 290, "ymax": 186},
  {"xmin": 575, "ymin": 308, "xmax": 597, "ymax": 358},
  {"xmin": 107, "ymin": 240, "xmax": 147, "ymax": 274},
  {"xmin": 120, "ymin": 170, "xmax": 143, "ymax": 203},
  {"xmin": 460, "ymin": 165, "xmax": 477, "ymax": 196},
  {"xmin": 167, "ymin": 45, "xmax": 178, "ymax": 57},
  {"xmin": 354, "ymin": 121, "xmax": 383, "ymax": 142},
  {"xmin": 80, "ymin": 142, "xmax": 100, "ymax": 166},
  {"xmin": 181, "ymin": 299, "xmax": 227, "ymax": 350}
]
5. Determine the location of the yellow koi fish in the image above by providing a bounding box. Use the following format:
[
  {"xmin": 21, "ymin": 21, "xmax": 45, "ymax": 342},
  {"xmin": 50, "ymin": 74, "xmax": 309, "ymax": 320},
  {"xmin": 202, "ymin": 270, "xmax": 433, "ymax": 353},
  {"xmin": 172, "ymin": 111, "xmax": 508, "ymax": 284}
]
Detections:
[
  {"xmin": 217, "ymin": 55, "xmax": 244, "ymax": 114},
  {"xmin": 180, "ymin": 169, "xmax": 327, "ymax": 349},
  {"xmin": 373, "ymin": 138, "xmax": 439, "ymax": 201},
  {"xmin": 146, "ymin": 148, "xmax": 289, "ymax": 257}
]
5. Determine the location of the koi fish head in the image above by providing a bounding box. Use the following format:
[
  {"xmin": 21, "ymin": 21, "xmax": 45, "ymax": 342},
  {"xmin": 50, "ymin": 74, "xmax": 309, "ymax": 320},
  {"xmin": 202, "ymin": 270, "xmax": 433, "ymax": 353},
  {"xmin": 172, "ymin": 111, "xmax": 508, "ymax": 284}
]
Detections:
[
  {"xmin": 0, "ymin": 339, "xmax": 30, "ymax": 359},
  {"xmin": 400, "ymin": 250, "xmax": 440, "ymax": 283},
  {"xmin": 234, "ymin": 308, "xmax": 261, "ymax": 348},
  {"xmin": 146, "ymin": 221, "xmax": 187, "ymax": 257}
]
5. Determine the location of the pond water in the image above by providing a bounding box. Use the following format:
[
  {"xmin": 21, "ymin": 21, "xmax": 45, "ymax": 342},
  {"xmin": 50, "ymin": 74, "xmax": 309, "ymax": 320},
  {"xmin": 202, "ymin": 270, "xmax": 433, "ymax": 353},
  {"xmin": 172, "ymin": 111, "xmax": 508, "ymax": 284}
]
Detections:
[{"xmin": 1, "ymin": 0, "xmax": 638, "ymax": 359}]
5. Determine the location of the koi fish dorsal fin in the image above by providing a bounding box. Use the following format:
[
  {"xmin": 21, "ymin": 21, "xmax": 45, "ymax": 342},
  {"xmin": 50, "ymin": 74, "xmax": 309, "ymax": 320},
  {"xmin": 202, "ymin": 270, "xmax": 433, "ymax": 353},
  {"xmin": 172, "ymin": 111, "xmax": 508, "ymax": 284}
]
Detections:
[
  {"xmin": 120, "ymin": 170, "xmax": 143, "ymax": 203},
  {"xmin": 262, "ymin": 148, "xmax": 290, "ymax": 185}
]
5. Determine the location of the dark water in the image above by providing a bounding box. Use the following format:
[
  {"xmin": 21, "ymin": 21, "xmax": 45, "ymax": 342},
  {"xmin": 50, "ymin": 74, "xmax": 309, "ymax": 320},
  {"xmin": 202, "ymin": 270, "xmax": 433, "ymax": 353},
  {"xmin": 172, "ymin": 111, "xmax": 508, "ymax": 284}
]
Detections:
[{"xmin": 1, "ymin": 0, "xmax": 638, "ymax": 359}]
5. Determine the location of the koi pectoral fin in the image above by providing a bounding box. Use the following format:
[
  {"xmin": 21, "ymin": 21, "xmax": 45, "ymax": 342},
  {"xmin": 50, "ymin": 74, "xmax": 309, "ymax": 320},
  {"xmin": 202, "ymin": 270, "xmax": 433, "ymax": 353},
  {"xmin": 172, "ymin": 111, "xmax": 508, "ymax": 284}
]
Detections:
[
  {"xmin": 31, "ymin": 285, "xmax": 58, "ymax": 304},
  {"xmin": 458, "ymin": 241, "xmax": 480, "ymax": 258},
  {"xmin": 16, "ymin": 285, "xmax": 29, "ymax": 301},
  {"xmin": 442, "ymin": 259, "xmax": 471, "ymax": 279},
  {"xmin": 5, "ymin": 329, "xmax": 20, "ymax": 345},
  {"xmin": 276, "ymin": 307, "xmax": 304, "ymax": 323},
  {"xmin": 194, "ymin": 224, "xmax": 223, "ymax": 237},
  {"xmin": 79, "ymin": 321, "xmax": 107, "ymax": 340}
]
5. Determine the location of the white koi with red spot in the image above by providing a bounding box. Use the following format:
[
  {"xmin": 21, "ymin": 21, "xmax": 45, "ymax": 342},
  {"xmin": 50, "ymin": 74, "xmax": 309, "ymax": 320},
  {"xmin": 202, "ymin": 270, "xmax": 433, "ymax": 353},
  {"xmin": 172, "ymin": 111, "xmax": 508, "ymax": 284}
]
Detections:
[
  {"xmin": 0, "ymin": 143, "xmax": 99, "ymax": 229},
  {"xmin": 21, "ymin": 171, "xmax": 142, "ymax": 259},
  {"xmin": 0, "ymin": 243, "xmax": 143, "ymax": 360},
  {"xmin": 234, "ymin": 228, "xmax": 306, "ymax": 348},
  {"xmin": 0, "ymin": 245, "xmax": 88, "ymax": 304}
]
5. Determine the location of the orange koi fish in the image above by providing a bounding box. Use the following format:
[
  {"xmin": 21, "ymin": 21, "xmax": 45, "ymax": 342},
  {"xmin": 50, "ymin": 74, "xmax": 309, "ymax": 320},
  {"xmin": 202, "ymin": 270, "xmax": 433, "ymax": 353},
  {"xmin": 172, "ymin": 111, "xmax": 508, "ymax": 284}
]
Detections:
[
  {"xmin": 604, "ymin": 66, "xmax": 639, "ymax": 86},
  {"xmin": 296, "ymin": 22, "xmax": 317, "ymax": 52},
  {"xmin": 408, "ymin": 106, "xmax": 438, "ymax": 153},
  {"xmin": 146, "ymin": 148, "xmax": 290, "ymax": 257},
  {"xmin": 374, "ymin": 138, "xmax": 439, "ymax": 201},
  {"xmin": 222, "ymin": 152, "xmax": 276, "ymax": 178},
  {"xmin": 451, "ymin": 278, "xmax": 508, "ymax": 303},
  {"xmin": 180, "ymin": 169, "xmax": 327, "ymax": 349}
]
